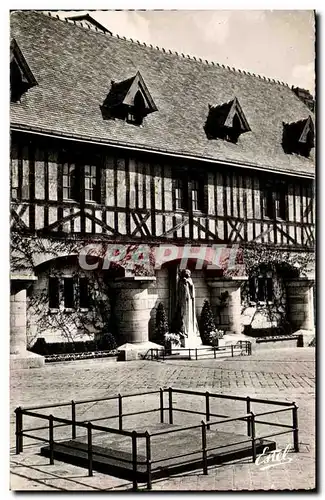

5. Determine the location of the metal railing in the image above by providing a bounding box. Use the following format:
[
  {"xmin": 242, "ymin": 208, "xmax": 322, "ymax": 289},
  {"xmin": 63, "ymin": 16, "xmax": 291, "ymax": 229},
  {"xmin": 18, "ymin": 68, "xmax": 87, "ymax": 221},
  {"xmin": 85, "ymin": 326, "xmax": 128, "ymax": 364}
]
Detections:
[
  {"xmin": 14, "ymin": 386, "xmax": 298, "ymax": 491},
  {"xmin": 146, "ymin": 341, "xmax": 252, "ymax": 361}
]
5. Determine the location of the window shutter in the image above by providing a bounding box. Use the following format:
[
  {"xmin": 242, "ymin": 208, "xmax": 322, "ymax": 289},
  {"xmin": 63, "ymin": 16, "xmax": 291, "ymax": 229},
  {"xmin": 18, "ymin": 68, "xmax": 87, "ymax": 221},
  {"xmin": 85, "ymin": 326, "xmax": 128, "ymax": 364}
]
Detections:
[
  {"xmin": 49, "ymin": 277, "xmax": 60, "ymax": 309},
  {"xmin": 64, "ymin": 277, "xmax": 75, "ymax": 308},
  {"xmin": 71, "ymin": 167, "xmax": 81, "ymax": 202},
  {"xmin": 79, "ymin": 278, "xmax": 90, "ymax": 308}
]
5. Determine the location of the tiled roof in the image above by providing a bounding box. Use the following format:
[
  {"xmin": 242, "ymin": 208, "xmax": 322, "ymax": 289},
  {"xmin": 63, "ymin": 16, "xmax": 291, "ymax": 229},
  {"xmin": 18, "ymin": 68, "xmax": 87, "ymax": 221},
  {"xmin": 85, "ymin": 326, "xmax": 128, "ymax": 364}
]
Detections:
[{"xmin": 10, "ymin": 10, "xmax": 315, "ymax": 178}]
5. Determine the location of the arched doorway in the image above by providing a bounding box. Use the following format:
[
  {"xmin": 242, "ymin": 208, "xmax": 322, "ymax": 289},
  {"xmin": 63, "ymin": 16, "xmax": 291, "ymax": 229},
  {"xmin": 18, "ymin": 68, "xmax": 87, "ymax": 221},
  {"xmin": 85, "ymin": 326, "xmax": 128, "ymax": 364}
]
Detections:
[
  {"xmin": 27, "ymin": 254, "xmax": 125, "ymax": 349},
  {"xmin": 243, "ymin": 261, "xmax": 300, "ymax": 336}
]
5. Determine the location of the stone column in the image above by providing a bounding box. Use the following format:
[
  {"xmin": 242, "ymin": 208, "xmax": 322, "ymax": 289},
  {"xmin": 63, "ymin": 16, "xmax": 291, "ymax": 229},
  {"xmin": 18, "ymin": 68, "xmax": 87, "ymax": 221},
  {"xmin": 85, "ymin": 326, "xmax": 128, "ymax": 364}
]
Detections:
[
  {"xmin": 286, "ymin": 278, "xmax": 315, "ymax": 331},
  {"xmin": 10, "ymin": 275, "xmax": 44, "ymax": 369},
  {"xmin": 10, "ymin": 286, "xmax": 27, "ymax": 355},
  {"xmin": 207, "ymin": 277, "xmax": 247, "ymax": 335},
  {"xmin": 112, "ymin": 277, "xmax": 162, "ymax": 359}
]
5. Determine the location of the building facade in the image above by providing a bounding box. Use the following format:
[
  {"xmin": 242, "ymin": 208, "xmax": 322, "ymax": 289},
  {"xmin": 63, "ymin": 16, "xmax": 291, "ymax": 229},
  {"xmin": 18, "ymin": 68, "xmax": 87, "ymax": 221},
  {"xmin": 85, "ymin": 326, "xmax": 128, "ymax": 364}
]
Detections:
[{"xmin": 10, "ymin": 11, "xmax": 315, "ymax": 365}]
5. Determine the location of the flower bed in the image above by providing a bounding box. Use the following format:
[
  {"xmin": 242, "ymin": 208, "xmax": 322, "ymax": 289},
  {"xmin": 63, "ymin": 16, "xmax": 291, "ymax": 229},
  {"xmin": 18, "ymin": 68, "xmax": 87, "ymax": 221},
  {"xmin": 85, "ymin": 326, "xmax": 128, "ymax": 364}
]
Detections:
[{"xmin": 44, "ymin": 350, "xmax": 118, "ymax": 363}]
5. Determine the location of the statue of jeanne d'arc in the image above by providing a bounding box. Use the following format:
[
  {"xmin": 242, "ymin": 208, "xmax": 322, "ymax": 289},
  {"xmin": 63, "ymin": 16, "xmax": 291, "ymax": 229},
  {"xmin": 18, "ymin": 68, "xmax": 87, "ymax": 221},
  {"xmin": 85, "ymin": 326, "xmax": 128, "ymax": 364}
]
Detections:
[{"xmin": 177, "ymin": 269, "xmax": 202, "ymax": 347}]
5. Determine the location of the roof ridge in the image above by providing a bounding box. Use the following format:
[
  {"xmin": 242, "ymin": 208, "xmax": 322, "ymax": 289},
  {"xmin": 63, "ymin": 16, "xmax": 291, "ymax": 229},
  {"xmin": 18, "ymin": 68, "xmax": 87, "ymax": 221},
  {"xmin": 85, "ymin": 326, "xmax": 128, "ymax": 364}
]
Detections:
[{"xmin": 43, "ymin": 10, "xmax": 289, "ymax": 88}]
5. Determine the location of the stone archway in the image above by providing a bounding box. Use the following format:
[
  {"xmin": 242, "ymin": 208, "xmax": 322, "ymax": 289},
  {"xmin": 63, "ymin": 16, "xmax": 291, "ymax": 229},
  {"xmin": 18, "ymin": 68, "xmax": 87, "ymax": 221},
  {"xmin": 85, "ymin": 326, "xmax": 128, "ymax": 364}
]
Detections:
[{"xmin": 242, "ymin": 259, "xmax": 314, "ymax": 335}]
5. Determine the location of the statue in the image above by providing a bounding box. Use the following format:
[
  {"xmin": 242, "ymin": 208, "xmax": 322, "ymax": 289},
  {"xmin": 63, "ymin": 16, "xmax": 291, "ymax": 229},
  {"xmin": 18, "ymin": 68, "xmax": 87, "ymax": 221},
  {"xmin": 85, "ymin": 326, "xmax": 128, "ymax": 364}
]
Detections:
[{"xmin": 177, "ymin": 269, "xmax": 202, "ymax": 348}]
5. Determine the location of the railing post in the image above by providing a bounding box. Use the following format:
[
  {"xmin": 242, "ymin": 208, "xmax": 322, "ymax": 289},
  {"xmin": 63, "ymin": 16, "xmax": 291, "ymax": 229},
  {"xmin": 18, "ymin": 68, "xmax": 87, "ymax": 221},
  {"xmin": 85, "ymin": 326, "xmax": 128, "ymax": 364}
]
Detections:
[
  {"xmin": 15, "ymin": 407, "xmax": 22, "ymax": 454},
  {"xmin": 201, "ymin": 421, "xmax": 208, "ymax": 475},
  {"xmin": 145, "ymin": 431, "xmax": 152, "ymax": 490},
  {"xmin": 162, "ymin": 348, "xmax": 165, "ymax": 361},
  {"xmin": 132, "ymin": 431, "xmax": 138, "ymax": 491},
  {"xmin": 195, "ymin": 348, "xmax": 198, "ymax": 360},
  {"xmin": 231, "ymin": 344, "xmax": 234, "ymax": 357},
  {"xmin": 87, "ymin": 422, "xmax": 93, "ymax": 477},
  {"xmin": 246, "ymin": 397, "xmax": 251, "ymax": 436},
  {"xmin": 160, "ymin": 388, "xmax": 164, "ymax": 423},
  {"xmin": 292, "ymin": 403, "xmax": 299, "ymax": 452},
  {"xmin": 118, "ymin": 394, "xmax": 123, "ymax": 431},
  {"xmin": 168, "ymin": 387, "xmax": 173, "ymax": 424},
  {"xmin": 214, "ymin": 347, "xmax": 216, "ymax": 359},
  {"xmin": 49, "ymin": 414, "xmax": 54, "ymax": 465},
  {"xmin": 71, "ymin": 400, "xmax": 76, "ymax": 439},
  {"xmin": 205, "ymin": 392, "xmax": 210, "ymax": 430},
  {"xmin": 250, "ymin": 412, "xmax": 256, "ymax": 463},
  {"xmin": 188, "ymin": 348, "xmax": 191, "ymax": 360}
]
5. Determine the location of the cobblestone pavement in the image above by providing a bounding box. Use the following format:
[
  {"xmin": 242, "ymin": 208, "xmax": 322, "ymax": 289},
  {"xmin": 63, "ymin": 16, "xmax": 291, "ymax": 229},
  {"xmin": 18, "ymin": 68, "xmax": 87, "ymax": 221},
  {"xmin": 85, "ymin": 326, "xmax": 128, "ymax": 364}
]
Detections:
[{"xmin": 10, "ymin": 347, "xmax": 316, "ymax": 491}]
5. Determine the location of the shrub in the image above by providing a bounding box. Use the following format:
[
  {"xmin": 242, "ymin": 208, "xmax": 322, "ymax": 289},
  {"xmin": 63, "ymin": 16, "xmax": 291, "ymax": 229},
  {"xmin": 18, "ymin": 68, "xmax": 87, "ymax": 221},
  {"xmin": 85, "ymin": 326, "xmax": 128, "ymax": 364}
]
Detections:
[
  {"xmin": 96, "ymin": 332, "xmax": 117, "ymax": 351},
  {"xmin": 154, "ymin": 302, "xmax": 169, "ymax": 344},
  {"xmin": 199, "ymin": 300, "xmax": 216, "ymax": 344}
]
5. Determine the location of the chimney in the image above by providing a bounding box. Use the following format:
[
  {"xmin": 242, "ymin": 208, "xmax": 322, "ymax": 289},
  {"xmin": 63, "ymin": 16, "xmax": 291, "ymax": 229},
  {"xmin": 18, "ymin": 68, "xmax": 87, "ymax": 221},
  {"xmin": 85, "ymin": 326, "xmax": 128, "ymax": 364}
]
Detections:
[{"xmin": 292, "ymin": 86, "xmax": 315, "ymax": 112}]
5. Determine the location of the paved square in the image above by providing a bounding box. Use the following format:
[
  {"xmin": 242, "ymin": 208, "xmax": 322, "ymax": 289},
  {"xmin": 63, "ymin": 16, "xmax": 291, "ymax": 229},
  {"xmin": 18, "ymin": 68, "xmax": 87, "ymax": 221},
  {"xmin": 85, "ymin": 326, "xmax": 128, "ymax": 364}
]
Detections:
[{"xmin": 10, "ymin": 347, "xmax": 315, "ymax": 491}]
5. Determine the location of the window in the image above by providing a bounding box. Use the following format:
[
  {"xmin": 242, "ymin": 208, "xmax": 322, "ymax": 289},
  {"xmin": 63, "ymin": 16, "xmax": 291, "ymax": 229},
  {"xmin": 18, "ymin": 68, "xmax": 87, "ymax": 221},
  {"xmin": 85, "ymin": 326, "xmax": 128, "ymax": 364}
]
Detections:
[
  {"xmin": 191, "ymin": 179, "xmax": 204, "ymax": 212},
  {"xmin": 49, "ymin": 277, "xmax": 90, "ymax": 310},
  {"xmin": 84, "ymin": 165, "xmax": 99, "ymax": 202},
  {"xmin": 127, "ymin": 91, "xmax": 146, "ymax": 125},
  {"xmin": 174, "ymin": 175, "xmax": 205, "ymax": 212},
  {"xmin": 263, "ymin": 184, "xmax": 287, "ymax": 220},
  {"xmin": 79, "ymin": 278, "xmax": 90, "ymax": 308},
  {"xmin": 49, "ymin": 277, "xmax": 60, "ymax": 309},
  {"xmin": 175, "ymin": 178, "xmax": 187, "ymax": 210},
  {"xmin": 64, "ymin": 278, "xmax": 75, "ymax": 309},
  {"xmin": 275, "ymin": 190, "xmax": 286, "ymax": 220},
  {"xmin": 11, "ymin": 161, "xmax": 19, "ymax": 200},
  {"xmin": 63, "ymin": 163, "xmax": 78, "ymax": 200},
  {"xmin": 249, "ymin": 275, "xmax": 273, "ymax": 303},
  {"xmin": 62, "ymin": 163, "xmax": 100, "ymax": 203}
]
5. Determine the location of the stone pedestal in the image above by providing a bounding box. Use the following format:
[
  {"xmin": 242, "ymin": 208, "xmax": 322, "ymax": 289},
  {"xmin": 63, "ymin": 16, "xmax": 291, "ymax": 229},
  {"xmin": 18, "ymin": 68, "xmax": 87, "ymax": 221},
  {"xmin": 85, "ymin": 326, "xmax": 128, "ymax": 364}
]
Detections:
[
  {"xmin": 10, "ymin": 275, "xmax": 44, "ymax": 369},
  {"xmin": 286, "ymin": 278, "xmax": 315, "ymax": 331},
  {"xmin": 112, "ymin": 277, "xmax": 162, "ymax": 360},
  {"xmin": 184, "ymin": 335, "xmax": 202, "ymax": 349},
  {"xmin": 207, "ymin": 277, "xmax": 247, "ymax": 335}
]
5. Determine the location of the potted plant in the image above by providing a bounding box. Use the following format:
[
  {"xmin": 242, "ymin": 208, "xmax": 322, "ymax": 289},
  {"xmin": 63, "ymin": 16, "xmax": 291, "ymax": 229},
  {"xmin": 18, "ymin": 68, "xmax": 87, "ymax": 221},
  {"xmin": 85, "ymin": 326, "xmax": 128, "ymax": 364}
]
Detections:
[
  {"xmin": 164, "ymin": 332, "xmax": 182, "ymax": 354},
  {"xmin": 208, "ymin": 329, "xmax": 225, "ymax": 347}
]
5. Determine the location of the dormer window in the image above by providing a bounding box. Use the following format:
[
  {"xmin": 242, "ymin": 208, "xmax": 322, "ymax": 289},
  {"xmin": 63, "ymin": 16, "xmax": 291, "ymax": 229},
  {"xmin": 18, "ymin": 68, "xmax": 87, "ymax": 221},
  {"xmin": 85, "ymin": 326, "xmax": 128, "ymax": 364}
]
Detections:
[
  {"xmin": 101, "ymin": 71, "xmax": 157, "ymax": 126},
  {"xmin": 204, "ymin": 97, "xmax": 251, "ymax": 143},
  {"xmin": 10, "ymin": 39, "xmax": 37, "ymax": 102},
  {"xmin": 282, "ymin": 116, "xmax": 314, "ymax": 158}
]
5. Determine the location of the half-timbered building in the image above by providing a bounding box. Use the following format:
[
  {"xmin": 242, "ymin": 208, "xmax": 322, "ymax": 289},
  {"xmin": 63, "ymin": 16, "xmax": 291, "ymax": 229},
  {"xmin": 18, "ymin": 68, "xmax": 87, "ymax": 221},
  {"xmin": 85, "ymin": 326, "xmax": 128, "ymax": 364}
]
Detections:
[{"xmin": 10, "ymin": 11, "xmax": 315, "ymax": 366}]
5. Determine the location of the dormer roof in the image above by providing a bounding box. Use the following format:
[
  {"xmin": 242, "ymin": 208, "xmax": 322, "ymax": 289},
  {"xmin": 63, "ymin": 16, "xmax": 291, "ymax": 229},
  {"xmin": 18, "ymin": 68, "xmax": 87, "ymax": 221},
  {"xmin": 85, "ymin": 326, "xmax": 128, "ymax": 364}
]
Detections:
[
  {"xmin": 10, "ymin": 38, "xmax": 37, "ymax": 101},
  {"xmin": 101, "ymin": 71, "xmax": 158, "ymax": 125},
  {"xmin": 204, "ymin": 97, "xmax": 251, "ymax": 142},
  {"xmin": 103, "ymin": 71, "xmax": 157, "ymax": 112},
  {"xmin": 282, "ymin": 115, "xmax": 314, "ymax": 157}
]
